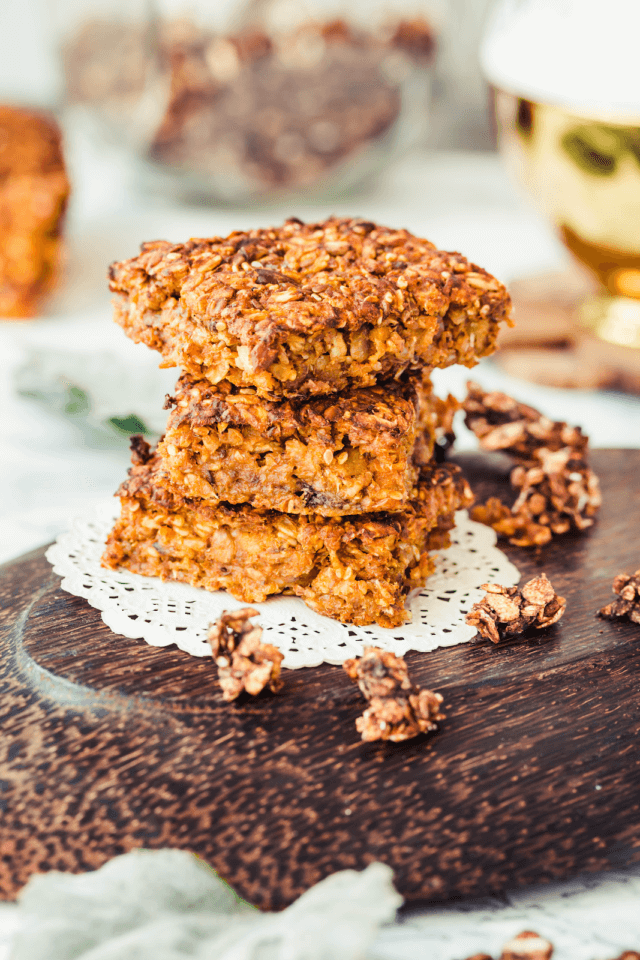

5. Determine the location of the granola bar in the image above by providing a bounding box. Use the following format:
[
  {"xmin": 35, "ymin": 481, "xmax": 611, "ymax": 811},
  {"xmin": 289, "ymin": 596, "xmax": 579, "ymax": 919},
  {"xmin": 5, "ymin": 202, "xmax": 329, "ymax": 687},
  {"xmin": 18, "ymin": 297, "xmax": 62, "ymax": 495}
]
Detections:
[
  {"xmin": 156, "ymin": 372, "xmax": 443, "ymax": 515},
  {"xmin": 109, "ymin": 217, "xmax": 512, "ymax": 400},
  {"xmin": 102, "ymin": 445, "xmax": 473, "ymax": 628},
  {"xmin": 0, "ymin": 105, "xmax": 69, "ymax": 318},
  {"xmin": 343, "ymin": 646, "xmax": 445, "ymax": 742}
]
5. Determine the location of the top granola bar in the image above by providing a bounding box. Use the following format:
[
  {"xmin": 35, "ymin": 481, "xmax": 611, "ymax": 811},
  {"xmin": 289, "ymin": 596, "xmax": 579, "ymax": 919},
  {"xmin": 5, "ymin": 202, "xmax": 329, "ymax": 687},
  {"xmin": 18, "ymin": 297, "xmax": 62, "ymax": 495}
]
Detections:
[{"xmin": 109, "ymin": 216, "xmax": 512, "ymax": 399}]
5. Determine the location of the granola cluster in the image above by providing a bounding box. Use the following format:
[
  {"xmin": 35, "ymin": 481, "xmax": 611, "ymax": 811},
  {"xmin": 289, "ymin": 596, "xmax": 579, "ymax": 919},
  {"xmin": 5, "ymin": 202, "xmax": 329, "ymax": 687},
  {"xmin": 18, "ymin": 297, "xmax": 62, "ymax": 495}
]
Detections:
[
  {"xmin": 463, "ymin": 382, "xmax": 588, "ymax": 458},
  {"xmin": 466, "ymin": 574, "xmax": 566, "ymax": 644},
  {"xmin": 598, "ymin": 570, "xmax": 640, "ymax": 624},
  {"xmin": 343, "ymin": 646, "xmax": 445, "ymax": 741},
  {"xmin": 208, "ymin": 608, "xmax": 283, "ymax": 701},
  {"xmin": 500, "ymin": 932, "xmax": 553, "ymax": 960},
  {"xmin": 464, "ymin": 382, "xmax": 601, "ymax": 547}
]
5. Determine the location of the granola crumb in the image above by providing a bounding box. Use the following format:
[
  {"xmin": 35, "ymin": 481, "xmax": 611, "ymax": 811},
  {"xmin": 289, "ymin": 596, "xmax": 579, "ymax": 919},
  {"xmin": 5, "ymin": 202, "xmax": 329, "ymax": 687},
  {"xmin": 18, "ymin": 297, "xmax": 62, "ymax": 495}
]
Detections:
[
  {"xmin": 500, "ymin": 931, "xmax": 553, "ymax": 960},
  {"xmin": 208, "ymin": 607, "xmax": 284, "ymax": 701},
  {"xmin": 432, "ymin": 391, "xmax": 461, "ymax": 459},
  {"xmin": 463, "ymin": 382, "xmax": 601, "ymax": 547},
  {"xmin": 465, "ymin": 574, "xmax": 566, "ymax": 644},
  {"xmin": 343, "ymin": 646, "xmax": 445, "ymax": 742},
  {"xmin": 129, "ymin": 434, "xmax": 153, "ymax": 466},
  {"xmin": 597, "ymin": 569, "xmax": 640, "ymax": 625}
]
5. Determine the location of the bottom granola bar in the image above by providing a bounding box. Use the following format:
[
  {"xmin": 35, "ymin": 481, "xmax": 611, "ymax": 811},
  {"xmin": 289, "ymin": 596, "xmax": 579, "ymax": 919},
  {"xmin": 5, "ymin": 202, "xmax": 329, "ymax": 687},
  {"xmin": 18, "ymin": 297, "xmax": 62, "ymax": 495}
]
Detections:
[{"xmin": 102, "ymin": 449, "xmax": 472, "ymax": 628}]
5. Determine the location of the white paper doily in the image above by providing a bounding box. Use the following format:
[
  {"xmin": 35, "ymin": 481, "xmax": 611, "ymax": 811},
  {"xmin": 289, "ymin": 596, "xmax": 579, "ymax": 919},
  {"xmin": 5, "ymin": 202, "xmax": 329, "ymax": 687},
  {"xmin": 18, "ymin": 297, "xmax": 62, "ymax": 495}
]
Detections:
[{"xmin": 46, "ymin": 503, "xmax": 520, "ymax": 669}]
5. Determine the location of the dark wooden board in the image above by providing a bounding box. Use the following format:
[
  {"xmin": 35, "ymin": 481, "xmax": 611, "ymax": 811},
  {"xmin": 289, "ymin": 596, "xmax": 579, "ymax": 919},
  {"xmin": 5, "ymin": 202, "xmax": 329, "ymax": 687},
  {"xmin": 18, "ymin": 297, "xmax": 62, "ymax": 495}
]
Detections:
[{"xmin": 1, "ymin": 449, "xmax": 640, "ymax": 909}]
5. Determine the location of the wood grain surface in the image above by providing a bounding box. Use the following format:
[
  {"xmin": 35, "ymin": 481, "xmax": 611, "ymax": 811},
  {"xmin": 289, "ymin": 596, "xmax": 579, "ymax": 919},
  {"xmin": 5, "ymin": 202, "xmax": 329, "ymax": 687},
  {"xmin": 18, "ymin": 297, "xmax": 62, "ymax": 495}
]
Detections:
[{"xmin": 1, "ymin": 449, "xmax": 639, "ymax": 909}]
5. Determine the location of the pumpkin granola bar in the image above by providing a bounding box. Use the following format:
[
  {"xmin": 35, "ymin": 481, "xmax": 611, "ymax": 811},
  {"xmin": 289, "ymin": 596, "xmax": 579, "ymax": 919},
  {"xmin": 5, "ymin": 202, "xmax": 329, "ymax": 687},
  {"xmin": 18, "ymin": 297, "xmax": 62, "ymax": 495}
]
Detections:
[
  {"xmin": 0, "ymin": 105, "xmax": 69, "ymax": 318},
  {"xmin": 109, "ymin": 216, "xmax": 511, "ymax": 399},
  {"xmin": 156, "ymin": 372, "xmax": 454, "ymax": 515},
  {"xmin": 102, "ymin": 444, "xmax": 473, "ymax": 628}
]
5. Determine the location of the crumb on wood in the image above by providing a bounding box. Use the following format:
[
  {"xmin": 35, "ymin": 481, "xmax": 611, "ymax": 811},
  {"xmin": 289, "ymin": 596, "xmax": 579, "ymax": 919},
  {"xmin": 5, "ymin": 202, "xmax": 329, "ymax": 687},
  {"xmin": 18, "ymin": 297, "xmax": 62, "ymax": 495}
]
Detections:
[
  {"xmin": 597, "ymin": 570, "xmax": 640, "ymax": 625},
  {"xmin": 465, "ymin": 574, "xmax": 566, "ymax": 644},
  {"xmin": 208, "ymin": 607, "xmax": 284, "ymax": 701},
  {"xmin": 343, "ymin": 646, "xmax": 444, "ymax": 742}
]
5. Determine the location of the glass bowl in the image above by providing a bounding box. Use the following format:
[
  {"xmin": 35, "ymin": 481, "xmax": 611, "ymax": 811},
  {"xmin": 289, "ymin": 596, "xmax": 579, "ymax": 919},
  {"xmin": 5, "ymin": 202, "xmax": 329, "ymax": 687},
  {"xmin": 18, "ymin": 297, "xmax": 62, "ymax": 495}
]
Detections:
[{"xmin": 59, "ymin": 0, "xmax": 436, "ymax": 204}]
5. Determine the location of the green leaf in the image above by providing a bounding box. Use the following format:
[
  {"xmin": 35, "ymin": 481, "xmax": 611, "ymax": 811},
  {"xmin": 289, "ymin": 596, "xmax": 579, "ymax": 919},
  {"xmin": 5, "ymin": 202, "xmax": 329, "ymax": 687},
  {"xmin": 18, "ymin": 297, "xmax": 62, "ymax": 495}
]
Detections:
[
  {"xmin": 107, "ymin": 414, "xmax": 150, "ymax": 436},
  {"xmin": 64, "ymin": 385, "xmax": 90, "ymax": 416}
]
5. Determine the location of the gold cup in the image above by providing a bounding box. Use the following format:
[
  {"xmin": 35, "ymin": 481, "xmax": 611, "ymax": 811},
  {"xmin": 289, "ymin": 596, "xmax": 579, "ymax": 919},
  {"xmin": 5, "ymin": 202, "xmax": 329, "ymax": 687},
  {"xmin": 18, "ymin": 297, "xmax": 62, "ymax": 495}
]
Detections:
[{"xmin": 495, "ymin": 91, "xmax": 640, "ymax": 353}]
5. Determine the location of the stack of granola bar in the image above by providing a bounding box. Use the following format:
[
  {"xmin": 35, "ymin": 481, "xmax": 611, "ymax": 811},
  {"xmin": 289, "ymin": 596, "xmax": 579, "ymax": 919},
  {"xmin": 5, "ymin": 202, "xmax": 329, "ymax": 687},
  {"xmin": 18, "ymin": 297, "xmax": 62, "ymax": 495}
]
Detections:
[{"xmin": 102, "ymin": 217, "xmax": 511, "ymax": 627}]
